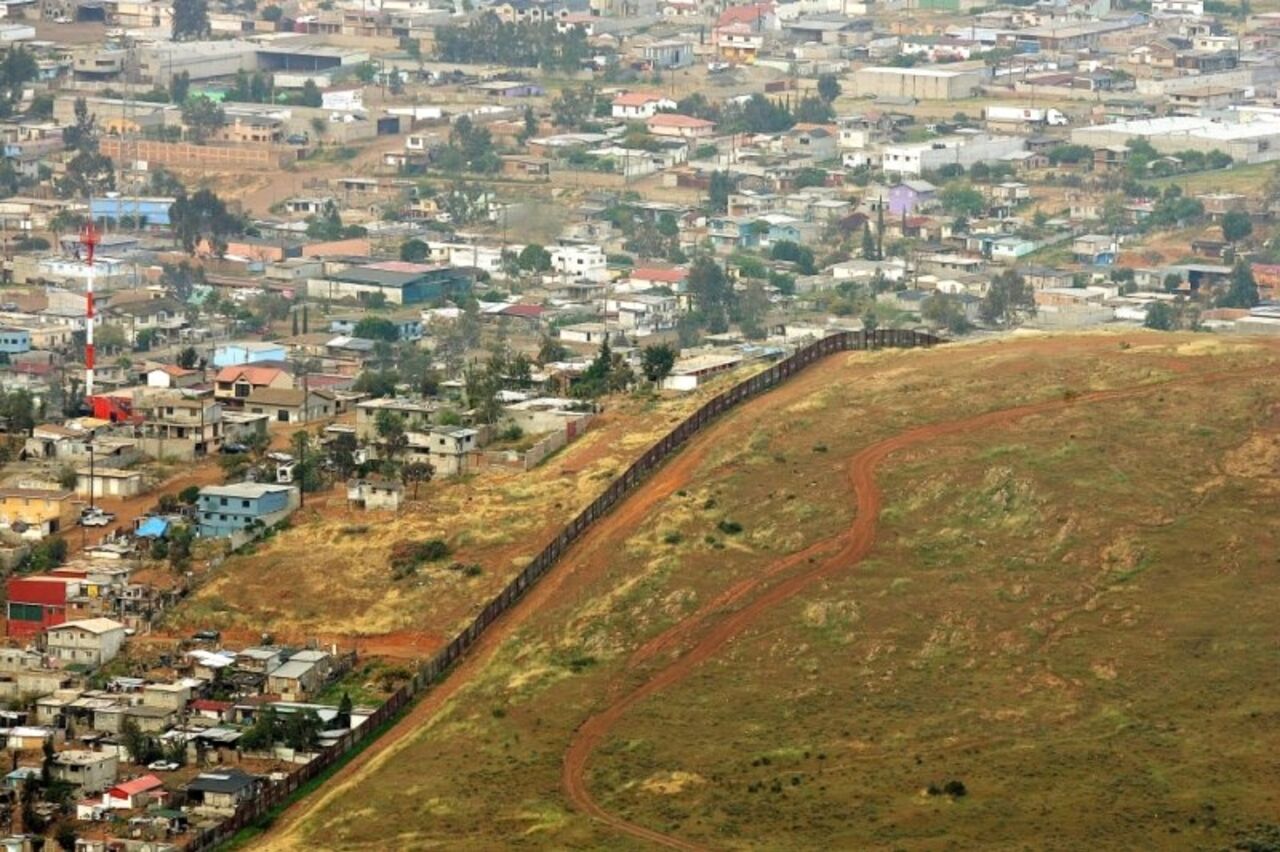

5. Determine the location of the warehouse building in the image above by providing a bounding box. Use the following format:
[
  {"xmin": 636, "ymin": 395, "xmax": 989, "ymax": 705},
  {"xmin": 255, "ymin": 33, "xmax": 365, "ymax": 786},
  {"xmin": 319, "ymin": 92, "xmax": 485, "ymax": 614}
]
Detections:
[
  {"xmin": 1070, "ymin": 115, "xmax": 1280, "ymax": 164},
  {"xmin": 850, "ymin": 64, "xmax": 990, "ymax": 100}
]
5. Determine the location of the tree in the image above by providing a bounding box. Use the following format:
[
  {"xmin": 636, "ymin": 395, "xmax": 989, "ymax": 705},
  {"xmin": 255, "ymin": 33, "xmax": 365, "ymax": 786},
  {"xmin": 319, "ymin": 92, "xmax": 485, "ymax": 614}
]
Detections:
[
  {"xmin": 520, "ymin": 105, "xmax": 537, "ymax": 143},
  {"xmin": 172, "ymin": 0, "xmax": 210, "ymax": 39},
  {"xmin": 181, "ymin": 96, "xmax": 226, "ymax": 143},
  {"xmin": 336, "ymin": 692, "xmax": 353, "ymax": 728},
  {"xmin": 793, "ymin": 96, "xmax": 834, "ymax": 124},
  {"xmin": 401, "ymin": 461, "xmax": 434, "ymax": 499},
  {"xmin": 1221, "ymin": 210, "xmax": 1252, "ymax": 244},
  {"xmin": 1219, "ymin": 261, "xmax": 1259, "ymax": 308},
  {"xmin": 640, "ymin": 343, "xmax": 676, "ymax": 384},
  {"xmin": 861, "ymin": 222, "xmax": 877, "ymax": 260},
  {"xmin": 939, "ymin": 184, "xmax": 985, "ymax": 218},
  {"xmin": 170, "ymin": 188, "xmax": 242, "ymax": 256},
  {"xmin": 1144, "ymin": 301, "xmax": 1175, "ymax": 330},
  {"xmin": 171, "ymin": 71, "xmax": 191, "ymax": 104},
  {"xmin": 816, "ymin": 73, "xmax": 841, "ymax": 103},
  {"xmin": 375, "ymin": 410, "xmax": 408, "ymax": 460},
  {"xmin": 770, "ymin": 241, "xmax": 816, "ymax": 275},
  {"xmin": 261, "ymin": 3, "xmax": 283, "ymax": 21},
  {"xmin": 922, "ymin": 292, "xmax": 972, "ymax": 335},
  {"xmin": 517, "ymin": 243, "xmax": 552, "ymax": 272},
  {"xmin": 980, "ymin": 269, "xmax": 1035, "ymax": 326},
  {"xmin": 300, "ymin": 79, "xmax": 323, "ymax": 108},
  {"xmin": 537, "ymin": 335, "xmax": 568, "ymax": 364},
  {"xmin": 353, "ymin": 317, "xmax": 399, "ymax": 341},
  {"xmin": 57, "ymin": 98, "xmax": 115, "ymax": 199},
  {"xmin": 708, "ymin": 170, "xmax": 735, "ymax": 214},
  {"xmin": 400, "ymin": 238, "xmax": 429, "ymax": 262},
  {"xmin": 687, "ymin": 256, "xmax": 733, "ymax": 334}
]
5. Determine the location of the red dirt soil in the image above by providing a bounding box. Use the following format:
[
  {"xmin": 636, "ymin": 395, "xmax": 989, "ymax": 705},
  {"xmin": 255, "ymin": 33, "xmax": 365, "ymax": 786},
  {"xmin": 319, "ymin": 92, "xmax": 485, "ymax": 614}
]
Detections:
[
  {"xmin": 256, "ymin": 336, "xmax": 1265, "ymax": 849},
  {"xmin": 557, "ymin": 365, "xmax": 1271, "ymax": 850}
]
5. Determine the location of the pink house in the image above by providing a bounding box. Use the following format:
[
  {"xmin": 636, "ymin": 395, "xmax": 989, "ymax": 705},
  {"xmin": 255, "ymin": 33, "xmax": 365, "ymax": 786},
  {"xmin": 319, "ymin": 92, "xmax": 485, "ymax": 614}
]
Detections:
[{"xmin": 647, "ymin": 114, "xmax": 717, "ymax": 139}]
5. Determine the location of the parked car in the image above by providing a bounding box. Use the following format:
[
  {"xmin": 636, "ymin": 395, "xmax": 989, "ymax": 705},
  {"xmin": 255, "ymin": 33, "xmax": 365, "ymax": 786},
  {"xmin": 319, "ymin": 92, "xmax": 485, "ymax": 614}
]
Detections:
[
  {"xmin": 192, "ymin": 629, "xmax": 221, "ymax": 642},
  {"xmin": 79, "ymin": 507, "xmax": 115, "ymax": 527},
  {"xmin": 221, "ymin": 442, "xmax": 248, "ymax": 455},
  {"xmin": 147, "ymin": 761, "xmax": 180, "ymax": 772}
]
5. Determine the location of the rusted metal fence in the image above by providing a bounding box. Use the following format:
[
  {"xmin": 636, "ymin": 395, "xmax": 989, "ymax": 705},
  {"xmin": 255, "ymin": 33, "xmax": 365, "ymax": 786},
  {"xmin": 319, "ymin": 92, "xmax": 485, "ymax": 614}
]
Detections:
[{"xmin": 188, "ymin": 329, "xmax": 939, "ymax": 850}]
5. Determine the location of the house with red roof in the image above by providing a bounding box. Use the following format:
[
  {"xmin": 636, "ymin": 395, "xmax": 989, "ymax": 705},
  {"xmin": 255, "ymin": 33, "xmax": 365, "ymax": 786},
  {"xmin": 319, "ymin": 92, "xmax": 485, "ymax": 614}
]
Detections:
[
  {"xmin": 214, "ymin": 365, "xmax": 294, "ymax": 408},
  {"xmin": 612, "ymin": 92, "xmax": 678, "ymax": 120},
  {"xmin": 103, "ymin": 774, "xmax": 167, "ymax": 810},
  {"xmin": 714, "ymin": 2, "xmax": 774, "ymax": 62},
  {"xmin": 628, "ymin": 266, "xmax": 689, "ymax": 291},
  {"xmin": 647, "ymin": 113, "xmax": 717, "ymax": 139}
]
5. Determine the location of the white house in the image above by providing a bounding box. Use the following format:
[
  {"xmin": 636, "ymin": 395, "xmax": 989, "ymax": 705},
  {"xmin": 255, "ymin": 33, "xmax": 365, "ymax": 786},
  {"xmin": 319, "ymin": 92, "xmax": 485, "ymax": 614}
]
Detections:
[
  {"xmin": 549, "ymin": 244, "xmax": 609, "ymax": 283},
  {"xmin": 605, "ymin": 293, "xmax": 679, "ymax": 334},
  {"xmin": 44, "ymin": 618, "xmax": 128, "ymax": 666},
  {"xmin": 1152, "ymin": 0, "xmax": 1203, "ymax": 15},
  {"xmin": 611, "ymin": 92, "xmax": 677, "ymax": 120},
  {"xmin": 880, "ymin": 134, "xmax": 1026, "ymax": 177}
]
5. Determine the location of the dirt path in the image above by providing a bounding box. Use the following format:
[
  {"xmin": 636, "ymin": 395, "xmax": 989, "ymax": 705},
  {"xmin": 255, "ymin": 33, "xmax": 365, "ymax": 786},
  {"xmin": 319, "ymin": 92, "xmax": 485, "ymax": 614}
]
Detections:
[
  {"xmin": 558, "ymin": 366, "xmax": 1269, "ymax": 851},
  {"xmin": 256, "ymin": 335, "xmax": 1259, "ymax": 850},
  {"xmin": 255, "ymin": 360, "xmax": 845, "ymax": 850}
]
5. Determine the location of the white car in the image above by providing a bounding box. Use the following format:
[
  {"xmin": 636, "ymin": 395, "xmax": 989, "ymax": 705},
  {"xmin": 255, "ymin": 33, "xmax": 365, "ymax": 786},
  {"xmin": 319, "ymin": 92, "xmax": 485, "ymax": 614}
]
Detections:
[
  {"xmin": 147, "ymin": 761, "xmax": 180, "ymax": 772},
  {"xmin": 53, "ymin": 15, "xmax": 72, "ymax": 23},
  {"xmin": 79, "ymin": 508, "xmax": 115, "ymax": 527}
]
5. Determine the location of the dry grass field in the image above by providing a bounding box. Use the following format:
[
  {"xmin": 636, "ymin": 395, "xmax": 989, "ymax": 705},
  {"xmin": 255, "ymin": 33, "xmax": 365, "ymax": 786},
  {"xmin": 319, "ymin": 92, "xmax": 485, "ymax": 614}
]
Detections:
[
  {"xmin": 260, "ymin": 332, "xmax": 1280, "ymax": 851},
  {"xmin": 165, "ymin": 369, "xmax": 761, "ymax": 650}
]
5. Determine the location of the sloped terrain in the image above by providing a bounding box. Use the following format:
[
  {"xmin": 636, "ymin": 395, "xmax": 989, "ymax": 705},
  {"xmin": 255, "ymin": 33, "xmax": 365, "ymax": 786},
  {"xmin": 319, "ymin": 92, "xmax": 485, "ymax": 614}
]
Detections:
[{"xmin": 261, "ymin": 333, "xmax": 1280, "ymax": 851}]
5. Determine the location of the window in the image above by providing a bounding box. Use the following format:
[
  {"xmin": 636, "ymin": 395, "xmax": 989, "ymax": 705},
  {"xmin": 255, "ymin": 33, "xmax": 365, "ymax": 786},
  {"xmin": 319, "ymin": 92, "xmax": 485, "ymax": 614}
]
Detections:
[
  {"xmin": 7, "ymin": 603, "xmax": 41, "ymax": 621},
  {"xmin": 219, "ymin": 498, "xmax": 227, "ymax": 507}
]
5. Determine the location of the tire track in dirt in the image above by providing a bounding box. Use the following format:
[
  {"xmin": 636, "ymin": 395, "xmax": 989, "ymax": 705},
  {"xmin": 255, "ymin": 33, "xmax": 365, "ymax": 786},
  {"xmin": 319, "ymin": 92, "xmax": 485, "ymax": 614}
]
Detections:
[
  {"xmin": 256, "ymin": 361, "xmax": 844, "ymax": 850},
  {"xmin": 560, "ymin": 368, "xmax": 1269, "ymax": 851},
  {"xmin": 259, "ymin": 337, "xmax": 1258, "ymax": 849}
]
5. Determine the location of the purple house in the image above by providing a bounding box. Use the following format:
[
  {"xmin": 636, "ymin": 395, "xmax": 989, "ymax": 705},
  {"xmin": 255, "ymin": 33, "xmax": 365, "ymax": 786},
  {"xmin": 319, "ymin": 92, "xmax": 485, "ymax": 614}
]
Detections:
[{"xmin": 887, "ymin": 180, "xmax": 938, "ymax": 216}]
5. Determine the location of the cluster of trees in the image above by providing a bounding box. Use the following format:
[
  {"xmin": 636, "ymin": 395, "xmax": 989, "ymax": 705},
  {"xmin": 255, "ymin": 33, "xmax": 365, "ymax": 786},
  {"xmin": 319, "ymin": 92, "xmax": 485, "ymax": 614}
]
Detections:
[
  {"xmin": 979, "ymin": 269, "xmax": 1036, "ymax": 326},
  {"xmin": 120, "ymin": 719, "xmax": 186, "ymax": 767},
  {"xmin": 602, "ymin": 206, "xmax": 684, "ymax": 263},
  {"xmin": 683, "ymin": 255, "xmax": 770, "ymax": 341},
  {"xmin": 437, "ymin": 116, "xmax": 499, "ymax": 174},
  {"xmin": 181, "ymin": 96, "xmax": 226, "ymax": 143},
  {"xmin": 677, "ymin": 93, "xmax": 834, "ymax": 134},
  {"xmin": 551, "ymin": 85, "xmax": 606, "ymax": 131},
  {"xmin": 435, "ymin": 14, "xmax": 588, "ymax": 71},
  {"xmin": 171, "ymin": 188, "xmax": 244, "ymax": 256},
  {"xmin": 57, "ymin": 98, "xmax": 115, "ymax": 200},
  {"xmin": 239, "ymin": 705, "xmax": 325, "ymax": 752},
  {"xmin": 305, "ymin": 201, "xmax": 367, "ymax": 241},
  {"xmin": 230, "ymin": 70, "xmax": 274, "ymax": 104},
  {"xmin": 1124, "ymin": 138, "xmax": 1232, "ymax": 178},
  {"xmin": 173, "ymin": 0, "xmax": 210, "ymax": 39},
  {"xmin": 574, "ymin": 337, "xmax": 633, "ymax": 398},
  {"xmin": 0, "ymin": 47, "xmax": 37, "ymax": 120}
]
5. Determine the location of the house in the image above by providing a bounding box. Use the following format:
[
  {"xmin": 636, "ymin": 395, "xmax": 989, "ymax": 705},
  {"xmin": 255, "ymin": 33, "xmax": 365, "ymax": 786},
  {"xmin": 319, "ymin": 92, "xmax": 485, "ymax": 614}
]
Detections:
[
  {"xmin": 641, "ymin": 39, "xmax": 695, "ymax": 69},
  {"xmin": 548, "ymin": 244, "xmax": 609, "ymax": 283},
  {"xmin": 137, "ymin": 393, "xmax": 224, "ymax": 460},
  {"xmin": 422, "ymin": 427, "xmax": 479, "ymax": 477},
  {"xmin": 76, "ymin": 467, "xmax": 144, "ymax": 500},
  {"xmin": 1074, "ymin": 234, "xmax": 1118, "ymax": 265},
  {"xmin": 186, "ymin": 767, "xmax": 258, "ymax": 813},
  {"xmin": 707, "ymin": 217, "xmax": 759, "ymax": 252},
  {"xmin": 886, "ymin": 181, "xmax": 937, "ymax": 216},
  {"xmin": 265, "ymin": 650, "xmax": 333, "ymax": 701},
  {"xmin": 611, "ymin": 92, "xmax": 677, "ymax": 120},
  {"xmin": 347, "ymin": 477, "xmax": 403, "ymax": 511},
  {"xmin": 52, "ymin": 750, "xmax": 119, "ymax": 793},
  {"xmin": 647, "ymin": 114, "xmax": 716, "ymax": 140},
  {"xmin": 782, "ymin": 125, "xmax": 838, "ymax": 161},
  {"xmin": 605, "ymin": 293, "xmax": 679, "ymax": 333},
  {"xmin": 145, "ymin": 365, "xmax": 201, "ymax": 389},
  {"xmin": 244, "ymin": 388, "xmax": 336, "ymax": 424},
  {"xmin": 103, "ymin": 774, "xmax": 166, "ymax": 810},
  {"xmin": 109, "ymin": 297, "xmax": 187, "ymax": 344},
  {"xmin": 214, "ymin": 366, "xmax": 294, "ymax": 408},
  {"xmin": 45, "ymin": 617, "xmax": 128, "ymax": 666},
  {"xmin": 212, "ymin": 341, "xmax": 286, "ymax": 368},
  {"xmin": 0, "ymin": 488, "xmax": 76, "ymax": 537},
  {"xmin": 196, "ymin": 483, "xmax": 298, "ymax": 538},
  {"xmin": 354, "ymin": 398, "xmax": 441, "ymax": 441},
  {"xmin": 0, "ymin": 327, "xmax": 30, "ymax": 357},
  {"xmin": 662, "ymin": 352, "xmax": 744, "ymax": 391},
  {"xmin": 6, "ymin": 574, "xmax": 78, "ymax": 638}
]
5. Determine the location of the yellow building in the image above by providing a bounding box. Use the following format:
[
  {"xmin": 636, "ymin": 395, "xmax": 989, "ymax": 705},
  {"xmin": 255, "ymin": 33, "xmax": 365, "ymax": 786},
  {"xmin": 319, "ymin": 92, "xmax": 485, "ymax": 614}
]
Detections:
[{"xmin": 0, "ymin": 488, "xmax": 77, "ymax": 536}]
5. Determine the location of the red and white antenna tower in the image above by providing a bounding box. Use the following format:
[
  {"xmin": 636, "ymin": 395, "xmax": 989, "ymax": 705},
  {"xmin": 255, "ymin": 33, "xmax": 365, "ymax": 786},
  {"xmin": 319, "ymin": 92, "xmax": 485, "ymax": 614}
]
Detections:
[{"xmin": 81, "ymin": 221, "xmax": 98, "ymax": 400}]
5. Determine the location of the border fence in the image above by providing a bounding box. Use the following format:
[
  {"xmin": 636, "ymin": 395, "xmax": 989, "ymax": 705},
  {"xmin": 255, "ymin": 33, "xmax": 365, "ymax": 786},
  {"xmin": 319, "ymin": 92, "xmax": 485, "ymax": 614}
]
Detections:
[{"xmin": 189, "ymin": 328, "xmax": 940, "ymax": 850}]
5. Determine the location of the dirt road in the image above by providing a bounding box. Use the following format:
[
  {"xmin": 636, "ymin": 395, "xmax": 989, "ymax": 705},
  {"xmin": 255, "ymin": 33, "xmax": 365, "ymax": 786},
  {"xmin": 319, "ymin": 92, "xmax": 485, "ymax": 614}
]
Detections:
[
  {"xmin": 256, "ymin": 335, "xmax": 1251, "ymax": 850},
  {"xmin": 558, "ymin": 365, "xmax": 1269, "ymax": 850}
]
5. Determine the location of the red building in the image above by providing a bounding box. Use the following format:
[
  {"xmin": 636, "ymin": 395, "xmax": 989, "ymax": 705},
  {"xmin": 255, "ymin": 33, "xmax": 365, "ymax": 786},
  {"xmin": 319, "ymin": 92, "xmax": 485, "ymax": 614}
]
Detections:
[
  {"xmin": 6, "ymin": 575, "xmax": 78, "ymax": 639},
  {"xmin": 89, "ymin": 392, "xmax": 138, "ymax": 424}
]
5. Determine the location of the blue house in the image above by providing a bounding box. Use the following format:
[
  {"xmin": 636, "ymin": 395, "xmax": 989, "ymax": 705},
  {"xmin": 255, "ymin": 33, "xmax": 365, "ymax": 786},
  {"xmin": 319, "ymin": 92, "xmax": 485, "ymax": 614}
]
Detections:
[
  {"xmin": 0, "ymin": 327, "xmax": 30, "ymax": 358},
  {"xmin": 212, "ymin": 341, "xmax": 287, "ymax": 368},
  {"xmin": 196, "ymin": 483, "xmax": 296, "ymax": 538}
]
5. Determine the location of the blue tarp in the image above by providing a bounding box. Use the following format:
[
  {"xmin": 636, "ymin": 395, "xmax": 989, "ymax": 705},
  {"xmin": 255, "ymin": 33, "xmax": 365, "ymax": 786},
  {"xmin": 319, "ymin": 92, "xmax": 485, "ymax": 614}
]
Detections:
[{"xmin": 136, "ymin": 517, "xmax": 169, "ymax": 538}]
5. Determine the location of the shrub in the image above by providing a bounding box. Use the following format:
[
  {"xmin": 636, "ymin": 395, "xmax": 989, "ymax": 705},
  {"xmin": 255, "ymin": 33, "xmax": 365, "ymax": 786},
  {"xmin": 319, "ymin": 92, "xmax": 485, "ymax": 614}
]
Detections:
[
  {"xmin": 717, "ymin": 519, "xmax": 743, "ymax": 535},
  {"xmin": 663, "ymin": 531, "xmax": 683, "ymax": 545},
  {"xmin": 178, "ymin": 485, "xmax": 201, "ymax": 504}
]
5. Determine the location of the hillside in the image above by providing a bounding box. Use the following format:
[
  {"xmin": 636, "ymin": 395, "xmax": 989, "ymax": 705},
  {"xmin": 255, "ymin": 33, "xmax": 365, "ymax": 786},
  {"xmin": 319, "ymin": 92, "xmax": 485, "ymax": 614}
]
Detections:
[{"xmin": 258, "ymin": 333, "xmax": 1280, "ymax": 851}]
